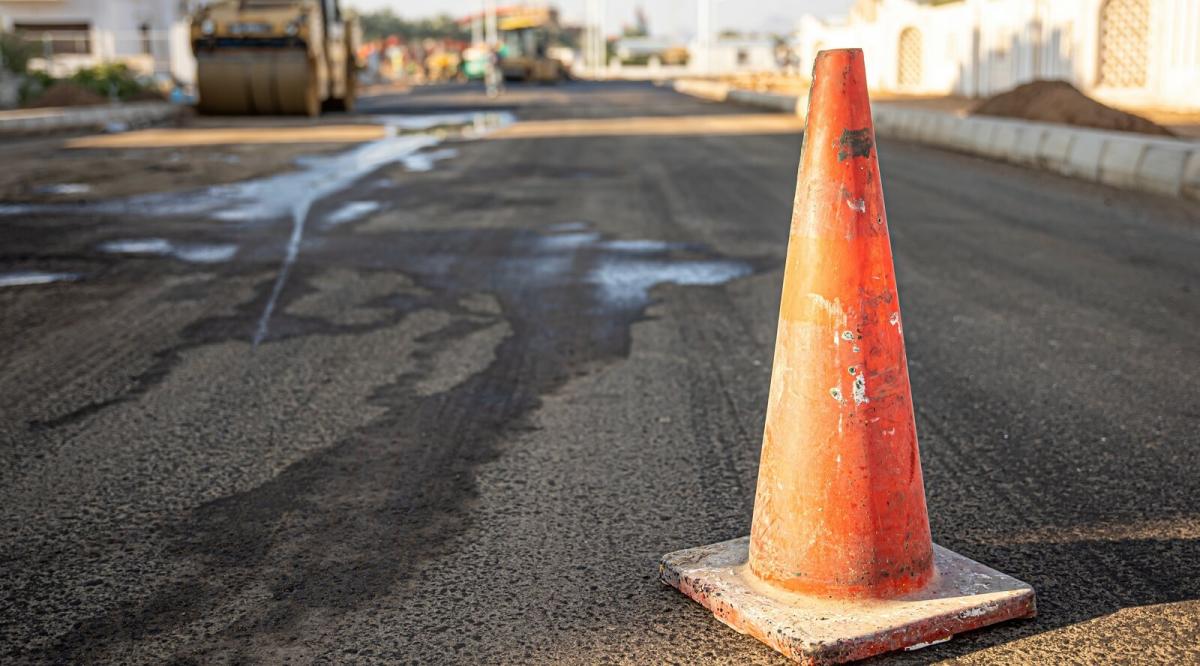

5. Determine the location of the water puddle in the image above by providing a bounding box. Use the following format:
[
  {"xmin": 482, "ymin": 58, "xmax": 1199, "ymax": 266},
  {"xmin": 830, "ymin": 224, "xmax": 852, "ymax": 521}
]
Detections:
[
  {"xmin": 536, "ymin": 231, "xmax": 602, "ymax": 251},
  {"xmin": 598, "ymin": 239, "xmax": 676, "ymax": 253},
  {"xmin": 1, "ymin": 112, "xmax": 513, "ymax": 224},
  {"xmin": 358, "ymin": 224, "xmax": 755, "ymax": 320},
  {"xmin": 1, "ymin": 113, "xmax": 754, "ymax": 356},
  {"xmin": 324, "ymin": 201, "xmax": 382, "ymax": 227},
  {"xmin": 1, "ymin": 111, "xmax": 514, "ymax": 344},
  {"xmin": 547, "ymin": 232, "xmax": 750, "ymax": 308},
  {"xmin": 172, "ymin": 244, "xmax": 238, "ymax": 264},
  {"xmin": 36, "ymin": 183, "xmax": 92, "ymax": 196},
  {"xmin": 99, "ymin": 238, "xmax": 238, "ymax": 264},
  {"xmin": 587, "ymin": 258, "xmax": 751, "ymax": 307},
  {"xmin": 196, "ymin": 133, "xmax": 444, "ymax": 226},
  {"xmin": 403, "ymin": 148, "xmax": 459, "ymax": 172},
  {"xmin": 0, "ymin": 271, "xmax": 81, "ymax": 287},
  {"xmin": 98, "ymin": 238, "xmax": 173, "ymax": 254},
  {"xmin": 547, "ymin": 221, "xmax": 591, "ymax": 233},
  {"xmin": 375, "ymin": 112, "xmax": 511, "ymax": 134}
]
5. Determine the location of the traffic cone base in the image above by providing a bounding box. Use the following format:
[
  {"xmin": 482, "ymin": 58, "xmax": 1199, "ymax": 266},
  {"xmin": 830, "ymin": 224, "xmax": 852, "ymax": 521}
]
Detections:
[{"xmin": 661, "ymin": 537, "xmax": 1035, "ymax": 665}]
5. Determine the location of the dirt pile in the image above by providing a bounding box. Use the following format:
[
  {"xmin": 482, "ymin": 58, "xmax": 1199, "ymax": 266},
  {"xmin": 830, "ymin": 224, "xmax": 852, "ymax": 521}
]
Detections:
[
  {"xmin": 971, "ymin": 80, "xmax": 1174, "ymax": 137},
  {"xmin": 24, "ymin": 82, "xmax": 108, "ymax": 109},
  {"xmin": 125, "ymin": 88, "xmax": 167, "ymax": 103}
]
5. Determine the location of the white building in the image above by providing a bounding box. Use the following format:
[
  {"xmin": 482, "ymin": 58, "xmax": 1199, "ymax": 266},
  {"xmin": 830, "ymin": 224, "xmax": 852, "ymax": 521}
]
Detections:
[
  {"xmin": 0, "ymin": 0, "xmax": 199, "ymax": 85},
  {"xmin": 689, "ymin": 37, "xmax": 777, "ymax": 74},
  {"xmin": 796, "ymin": 0, "xmax": 1200, "ymax": 110}
]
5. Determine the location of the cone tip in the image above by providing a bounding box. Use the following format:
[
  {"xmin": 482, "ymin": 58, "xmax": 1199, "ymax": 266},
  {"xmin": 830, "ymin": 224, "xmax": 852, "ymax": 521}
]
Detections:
[
  {"xmin": 815, "ymin": 47, "xmax": 863, "ymax": 58},
  {"xmin": 812, "ymin": 48, "xmax": 864, "ymax": 78}
]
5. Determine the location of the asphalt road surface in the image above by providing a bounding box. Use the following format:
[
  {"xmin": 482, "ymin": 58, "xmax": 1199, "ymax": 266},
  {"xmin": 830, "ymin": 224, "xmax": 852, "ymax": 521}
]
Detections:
[{"xmin": 2, "ymin": 81, "xmax": 1198, "ymax": 664}]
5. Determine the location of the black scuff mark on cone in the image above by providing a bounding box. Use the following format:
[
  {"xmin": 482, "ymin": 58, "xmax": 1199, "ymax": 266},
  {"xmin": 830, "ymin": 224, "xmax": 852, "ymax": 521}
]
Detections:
[{"xmin": 837, "ymin": 128, "xmax": 873, "ymax": 161}]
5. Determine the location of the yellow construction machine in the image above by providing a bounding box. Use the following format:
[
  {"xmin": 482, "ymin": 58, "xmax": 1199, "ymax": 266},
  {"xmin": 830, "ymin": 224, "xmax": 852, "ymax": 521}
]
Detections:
[
  {"xmin": 498, "ymin": 7, "xmax": 566, "ymax": 83},
  {"xmin": 191, "ymin": 0, "xmax": 359, "ymax": 116}
]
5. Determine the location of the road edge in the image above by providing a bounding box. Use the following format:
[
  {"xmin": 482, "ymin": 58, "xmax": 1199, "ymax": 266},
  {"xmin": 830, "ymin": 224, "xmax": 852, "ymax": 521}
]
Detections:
[
  {"xmin": 0, "ymin": 102, "xmax": 183, "ymax": 138},
  {"xmin": 672, "ymin": 78, "xmax": 1200, "ymax": 202}
]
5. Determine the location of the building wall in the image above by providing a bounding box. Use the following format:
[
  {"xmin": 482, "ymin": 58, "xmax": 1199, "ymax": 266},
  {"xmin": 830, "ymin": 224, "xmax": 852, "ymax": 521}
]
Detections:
[
  {"xmin": 688, "ymin": 40, "xmax": 777, "ymax": 74},
  {"xmin": 0, "ymin": 0, "xmax": 197, "ymax": 84},
  {"xmin": 796, "ymin": 0, "xmax": 1200, "ymax": 110}
]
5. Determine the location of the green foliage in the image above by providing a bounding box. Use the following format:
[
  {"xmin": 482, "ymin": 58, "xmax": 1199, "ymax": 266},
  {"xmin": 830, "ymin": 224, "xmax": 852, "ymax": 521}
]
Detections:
[
  {"xmin": 359, "ymin": 10, "xmax": 469, "ymax": 42},
  {"xmin": 0, "ymin": 31, "xmax": 35, "ymax": 74},
  {"xmin": 18, "ymin": 69, "xmax": 53, "ymax": 103},
  {"xmin": 14, "ymin": 62, "xmax": 156, "ymax": 106},
  {"xmin": 68, "ymin": 63, "xmax": 149, "ymax": 100},
  {"xmin": 1, "ymin": 33, "xmax": 156, "ymax": 106}
]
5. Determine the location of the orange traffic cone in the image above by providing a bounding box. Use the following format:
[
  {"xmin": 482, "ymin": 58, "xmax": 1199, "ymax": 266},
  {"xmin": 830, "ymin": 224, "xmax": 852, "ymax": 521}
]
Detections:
[{"xmin": 660, "ymin": 49, "xmax": 1035, "ymax": 664}]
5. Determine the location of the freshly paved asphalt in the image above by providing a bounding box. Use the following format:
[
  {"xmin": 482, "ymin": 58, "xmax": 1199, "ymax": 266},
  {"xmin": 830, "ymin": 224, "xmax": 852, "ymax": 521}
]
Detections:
[{"xmin": 1, "ymin": 81, "xmax": 1198, "ymax": 664}]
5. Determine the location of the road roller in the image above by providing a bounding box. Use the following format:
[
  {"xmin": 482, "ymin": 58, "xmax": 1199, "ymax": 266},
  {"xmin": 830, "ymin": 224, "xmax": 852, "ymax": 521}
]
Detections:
[
  {"xmin": 497, "ymin": 6, "xmax": 566, "ymax": 83},
  {"xmin": 191, "ymin": 0, "xmax": 359, "ymax": 116}
]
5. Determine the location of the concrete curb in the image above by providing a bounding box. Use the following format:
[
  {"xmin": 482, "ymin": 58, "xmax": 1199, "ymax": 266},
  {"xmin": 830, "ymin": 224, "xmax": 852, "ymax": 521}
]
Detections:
[
  {"xmin": 0, "ymin": 102, "xmax": 182, "ymax": 137},
  {"xmin": 728, "ymin": 89, "xmax": 805, "ymax": 115},
  {"xmin": 672, "ymin": 79, "xmax": 729, "ymax": 103},
  {"xmin": 673, "ymin": 79, "xmax": 1200, "ymax": 202}
]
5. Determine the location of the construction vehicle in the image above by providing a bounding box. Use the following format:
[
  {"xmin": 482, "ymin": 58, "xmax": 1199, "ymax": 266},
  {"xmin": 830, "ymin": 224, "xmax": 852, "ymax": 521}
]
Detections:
[
  {"xmin": 190, "ymin": 0, "xmax": 359, "ymax": 116},
  {"xmin": 497, "ymin": 6, "xmax": 566, "ymax": 83}
]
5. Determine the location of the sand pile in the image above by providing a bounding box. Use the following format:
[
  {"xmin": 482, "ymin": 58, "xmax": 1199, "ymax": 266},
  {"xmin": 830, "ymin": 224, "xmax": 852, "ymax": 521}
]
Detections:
[
  {"xmin": 972, "ymin": 80, "xmax": 1173, "ymax": 137},
  {"xmin": 25, "ymin": 82, "xmax": 108, "ymax": 108}
]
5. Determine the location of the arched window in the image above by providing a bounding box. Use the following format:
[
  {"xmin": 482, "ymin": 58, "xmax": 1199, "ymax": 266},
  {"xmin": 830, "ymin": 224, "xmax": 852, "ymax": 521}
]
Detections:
[
  {"xmin": 1098, "ymin": 0, "xmax": 1149, "ymax": 88},
  {"xmin": 898, "ymin": 27, "xmax": 922, "ymax": 88}
]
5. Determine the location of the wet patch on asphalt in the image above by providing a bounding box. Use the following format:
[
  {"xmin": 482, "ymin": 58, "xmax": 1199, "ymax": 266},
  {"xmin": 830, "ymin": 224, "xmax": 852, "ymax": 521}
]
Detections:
[
  {"xmin": 323, "ymin": 201, "xmax": 382, "ymax": 228},
  {"xmin": 98, "ymin": 238, "xmax": 239, "ymax": 264},
  {"xmin": 1, "ymin": 107, "xmax": 771, "ymax": 659},
  {"xmin": 0, "ymin": 271, "xmax": 81, "ymax": 288},
  {"xmin": 35, "ymin": 183, "xmax": 93, "ymax": 196},
  {"xmin": 402, "ymin": 147, "xmax": 459, "ymax": 172},
  {"xmin": 26, "ymin": 215, "xmax": 764, "ymax": 660},
  {"xmin": 0, "ymin": 111, "xmax": 513, "ymax": 346}
]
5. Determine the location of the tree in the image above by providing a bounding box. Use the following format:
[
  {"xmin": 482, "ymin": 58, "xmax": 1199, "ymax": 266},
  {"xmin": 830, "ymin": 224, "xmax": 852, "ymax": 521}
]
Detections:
[
  {"xmin": 0, "ymin": 31, "xmax": 35, "ymax": 74},
  {"xmin": 358, "ymin": 10, "xmax": 470, "ymax": 42}
]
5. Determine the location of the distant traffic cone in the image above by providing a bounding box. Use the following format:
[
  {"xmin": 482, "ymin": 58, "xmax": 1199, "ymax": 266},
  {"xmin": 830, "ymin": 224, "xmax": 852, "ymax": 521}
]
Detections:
[{"xmin": 660, "ymin": 49, "xmax": 1035, "ymax": 664}]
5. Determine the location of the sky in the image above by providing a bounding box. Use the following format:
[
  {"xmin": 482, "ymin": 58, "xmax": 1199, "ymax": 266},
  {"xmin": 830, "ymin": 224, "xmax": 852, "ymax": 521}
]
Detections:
[{"xmin": 343, "ymin": 0, "xmax": 856, "ymax": 39}]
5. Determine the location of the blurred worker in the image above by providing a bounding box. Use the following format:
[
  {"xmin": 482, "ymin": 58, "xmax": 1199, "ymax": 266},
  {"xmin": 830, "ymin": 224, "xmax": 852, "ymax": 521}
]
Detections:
[
  {"xmin": 485, "ymin": 43, "xmax": 504, "ymax": 98},
  {"xmin": 385, "ymin": 37, "xmax": 404, "ymax": 82}
]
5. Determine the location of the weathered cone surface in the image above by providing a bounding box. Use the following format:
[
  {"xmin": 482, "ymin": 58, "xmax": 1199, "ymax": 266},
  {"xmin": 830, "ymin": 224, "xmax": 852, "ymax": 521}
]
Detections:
[
  {"xmin": 659, "ymin": 48, "xmax": 1036, "ymax": 666},
  {"xmin": 748, "ymin": 47, "xmax": 933, "ymax": 599}
]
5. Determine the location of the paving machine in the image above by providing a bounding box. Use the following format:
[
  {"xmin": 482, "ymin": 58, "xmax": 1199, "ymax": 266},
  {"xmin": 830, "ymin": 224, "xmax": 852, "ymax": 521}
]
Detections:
[{"xmin": 191, "ymin": 0, "xmax": 359, "ymax": 116}]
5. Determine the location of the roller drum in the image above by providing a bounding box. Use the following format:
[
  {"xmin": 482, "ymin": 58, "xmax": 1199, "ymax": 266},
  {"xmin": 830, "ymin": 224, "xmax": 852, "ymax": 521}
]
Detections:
[{"xmin": 196, "ymin": 51, "xmax": 318, "ymax": 117}]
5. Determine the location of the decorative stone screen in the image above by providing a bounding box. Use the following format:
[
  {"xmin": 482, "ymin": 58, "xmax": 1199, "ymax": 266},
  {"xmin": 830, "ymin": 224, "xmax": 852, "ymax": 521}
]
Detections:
[
  {"xmin": 1098, "ymin": 0, "xmax": 1149, "ymax": 88},
  {"xmin": 898, "ymin": 27, "xmax": 923, "ymax": 88}
]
